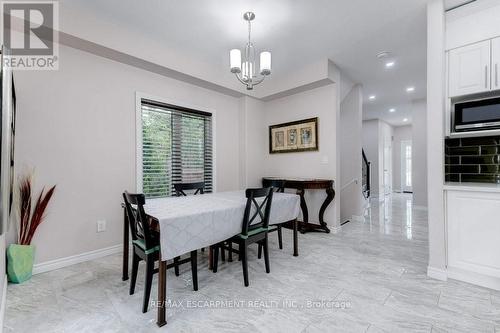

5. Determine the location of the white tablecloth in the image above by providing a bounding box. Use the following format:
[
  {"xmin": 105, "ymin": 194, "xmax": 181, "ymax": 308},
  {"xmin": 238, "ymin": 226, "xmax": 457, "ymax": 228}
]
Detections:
[{"xmin": 144, "ymin": 191, "xmax": 300, "ymax": 260}]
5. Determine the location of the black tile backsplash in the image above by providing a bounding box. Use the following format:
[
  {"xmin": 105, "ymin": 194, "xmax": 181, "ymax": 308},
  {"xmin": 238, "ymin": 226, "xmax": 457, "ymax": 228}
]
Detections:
[{"xmin": 445, "ymin": 135, "xmax": 500, "ymax": 183}]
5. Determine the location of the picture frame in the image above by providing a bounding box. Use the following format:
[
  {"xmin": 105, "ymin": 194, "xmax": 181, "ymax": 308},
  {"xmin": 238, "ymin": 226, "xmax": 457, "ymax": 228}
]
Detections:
[{"xmin": 269, "ymin": 117, "xmax": 318, "ymax": 154}]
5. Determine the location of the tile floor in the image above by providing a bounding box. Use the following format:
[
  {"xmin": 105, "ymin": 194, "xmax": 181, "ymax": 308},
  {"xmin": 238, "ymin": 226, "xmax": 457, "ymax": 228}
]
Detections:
[{"xmin": 5, "ymin": 194, "xmax": 500, "ymax": 332}]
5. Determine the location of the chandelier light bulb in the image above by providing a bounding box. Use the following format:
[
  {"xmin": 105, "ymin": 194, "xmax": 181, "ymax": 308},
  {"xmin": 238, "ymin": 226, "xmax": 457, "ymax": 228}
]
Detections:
[
  {"xmin": 230, "ymin": 49, "xmax": 242, "ymax": 73},
  {"xmin": 260, "ymin": 51, "xmax": 271, "ymax": 75}
]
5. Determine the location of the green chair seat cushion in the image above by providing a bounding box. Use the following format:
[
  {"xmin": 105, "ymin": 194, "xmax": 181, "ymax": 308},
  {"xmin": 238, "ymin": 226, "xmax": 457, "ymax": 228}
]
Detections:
[
  {"xmin": 236, "ymin": 227, "xmax": 268, "ymax": 240},
  {"xmin": 132, "ymin": 239, "xmax": 160, "ymax": 255}
]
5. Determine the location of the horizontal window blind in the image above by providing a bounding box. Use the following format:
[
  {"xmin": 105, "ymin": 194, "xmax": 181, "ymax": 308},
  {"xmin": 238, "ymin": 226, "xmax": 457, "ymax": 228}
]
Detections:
[{"xmin": 141, "ymin": 99, "xmax": 213, "ymax": 198}]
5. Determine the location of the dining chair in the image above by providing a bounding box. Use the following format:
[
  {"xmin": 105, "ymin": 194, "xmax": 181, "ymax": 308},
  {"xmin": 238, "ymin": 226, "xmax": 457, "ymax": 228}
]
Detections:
[
  {"xmin": 173, "ymin": 182, "xmax": 206, "ymax": 272},
  {"xmin": 174, "ymin": 182, "xmax": 205, "ymax": 196},
  {"xmin": 123, "ymin": 191, "xmax": 198, "ymax": 313},
  {"xmin": 212, "ymin": 188, "xmax": 273, "ymax": 287},
  {"xmin": 258, "ymin": 180, "xmax": 285, "ymax": 257}
]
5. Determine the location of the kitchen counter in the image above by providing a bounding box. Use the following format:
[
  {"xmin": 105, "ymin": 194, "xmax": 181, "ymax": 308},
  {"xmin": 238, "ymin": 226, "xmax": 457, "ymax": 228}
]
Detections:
[{"xmin": 444, "ymin": 182, "xmax": 500, "ymax": 193}]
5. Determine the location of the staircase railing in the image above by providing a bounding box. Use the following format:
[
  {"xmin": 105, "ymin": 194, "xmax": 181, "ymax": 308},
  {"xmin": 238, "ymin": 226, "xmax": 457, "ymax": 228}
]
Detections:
[{"xmin": 362, "ymin": 149, "xmax": 371, "ymax": 199}]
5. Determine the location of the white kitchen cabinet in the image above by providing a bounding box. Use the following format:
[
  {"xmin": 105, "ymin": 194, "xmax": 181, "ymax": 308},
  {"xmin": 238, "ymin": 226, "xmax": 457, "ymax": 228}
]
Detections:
[
  {"xmin": 448, "ymin": 40, "xmax": 491, "ymax": 97},
  {"xmin": 446, "ymin": 189, "xmax": 500, "ymax": 289},
  {"xmin": 492, "ymin": 37, "xmax": 500, "ymax": 91}
]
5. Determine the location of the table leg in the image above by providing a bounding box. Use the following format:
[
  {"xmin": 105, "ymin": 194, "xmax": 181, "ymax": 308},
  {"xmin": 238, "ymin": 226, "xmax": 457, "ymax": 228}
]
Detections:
[
  {"xmin": 293, "ymin": 219, "xmax": 298, "ymax": 257},
  {"xmin": 157, "ymin": 258, "xmax": 167, "ymax": 327},
  {"xmin": 208, "ymin": 247, "xmax": 213, "ymax": 270},
  {"xmin": 318, "ymin": 187, "xmax": 335, "ymax": 233},
  {"xmin": 122, "ymin": 206, "xmax": 129, "ymax": 281},
  {"xmin": 296, "ymin": 188, "xmax": 308, "ymax": 224}
]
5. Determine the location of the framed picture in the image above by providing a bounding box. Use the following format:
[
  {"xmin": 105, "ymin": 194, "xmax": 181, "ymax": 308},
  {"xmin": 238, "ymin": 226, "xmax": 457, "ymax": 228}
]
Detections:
[{"xmin": 269, "ymin": 117, "xmax": 318, "ymax": 154}]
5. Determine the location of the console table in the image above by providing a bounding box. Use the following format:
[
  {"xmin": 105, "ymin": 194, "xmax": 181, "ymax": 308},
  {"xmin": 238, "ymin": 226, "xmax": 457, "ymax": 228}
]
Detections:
[{"xmin": 262, "ymin": 177, "xmax": 335, "ymax": 233}]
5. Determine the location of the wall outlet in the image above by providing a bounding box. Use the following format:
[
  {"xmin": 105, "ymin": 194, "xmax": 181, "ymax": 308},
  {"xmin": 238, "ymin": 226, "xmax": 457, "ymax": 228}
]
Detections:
[{"xmin": 97, "ymin": 220, "xmax": 106, "ymax": 233}]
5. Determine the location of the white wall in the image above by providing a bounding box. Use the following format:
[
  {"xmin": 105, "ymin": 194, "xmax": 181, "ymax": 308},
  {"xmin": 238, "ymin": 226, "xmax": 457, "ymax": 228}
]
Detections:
[
  {"xmin": 427, "ymin": 0, "xmax": 447, "ymax": 280},
  {"xmin": 363, "ymin": 119, "xmax": 394, "ymax": 199},
  {"xmin": 263, "ymin": 85, "xmax": 339, "ymax": 231},
  {"xmin": 412, "ymin": 100, "xmax": 428, "ymax": 207},
  {"xmin": 380, "ymin": 121, "xmax": 394, "ymax": 196},
  {"xmin": 362, "ymin": 120, "xmax": 380, "ymax": 198},
  {"xmin": 340, "ymin": 85, "xmax": 364, "ymax": 222},
  {"xmin": 14, "ymin": 45, "xmax": 241, "ymax": 264},
  {"xmin": 392, "ymin": 125, "xmax": 412, "ymax": 193},
  {"xmin": 238, "ymin": 96, "xmax": 266, "ymax": 188}
]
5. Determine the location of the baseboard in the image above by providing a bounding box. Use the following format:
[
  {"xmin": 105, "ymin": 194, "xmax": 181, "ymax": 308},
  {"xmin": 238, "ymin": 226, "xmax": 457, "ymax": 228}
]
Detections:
[
  {"xmin": 330, "ymin": 225, "xmax": 342, "ymax": 234},
  {"xmin": 447, "ymin": 267, "xmax": 500, "ymax": 291},
  {"xmin": 351, "ymin": 215, "xmax": 364, "ymax": 222},
  {"xmin": 0, "ymin": 275, "xmax": 7, "ymax": 333},
  {"xmin": 33, "ymin": 244, "xmax": 122, "ymax": 275},
  {"xmin": 427, "ymin": 265, "xmax": 448, "ymax": 281}
]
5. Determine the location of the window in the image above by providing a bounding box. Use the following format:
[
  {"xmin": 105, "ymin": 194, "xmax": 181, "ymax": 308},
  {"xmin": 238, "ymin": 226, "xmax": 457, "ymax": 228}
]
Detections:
[{"xmin": 139, "ymin": 99, "xmax": 213, "ymax": 198}]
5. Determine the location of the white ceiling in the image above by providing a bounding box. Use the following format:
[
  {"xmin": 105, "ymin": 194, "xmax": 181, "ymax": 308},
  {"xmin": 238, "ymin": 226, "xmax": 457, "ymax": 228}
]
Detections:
[{"xmin": 61, "ymin": 0, "xmax": 432, "ymax": 126}]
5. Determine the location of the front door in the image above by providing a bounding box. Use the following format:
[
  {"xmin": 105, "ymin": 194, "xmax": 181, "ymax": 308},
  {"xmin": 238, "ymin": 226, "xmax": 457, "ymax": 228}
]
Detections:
[{"xmin": 401, "ymin": 140, "xmax": 412, "ymax": 193}]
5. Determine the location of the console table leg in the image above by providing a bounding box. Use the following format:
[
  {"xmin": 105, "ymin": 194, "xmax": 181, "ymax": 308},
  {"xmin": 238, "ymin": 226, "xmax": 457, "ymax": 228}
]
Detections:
[
  {"xmin": 297, "ymin": 188, "xmax": 308, "ymax": 232},
  {"xmin": 318, "ymin": 187, "xmax": 335, "ymax": 233}
]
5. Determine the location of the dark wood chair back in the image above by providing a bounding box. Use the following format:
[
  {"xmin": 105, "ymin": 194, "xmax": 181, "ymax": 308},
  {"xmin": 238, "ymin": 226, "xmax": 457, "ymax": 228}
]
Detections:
[
  {"xmin": 241, "ymin": 188, "xmax": 273, "ymax": 237},
  {"xmin": 174, "ymin": 182, "xmax": 205, "ymax": 196},
  {"xmin": 122, "ymin": 191, "xmax": 156, "ymax": 251},
  {"xmin": 263, "ymin": 179, "xmax": 285, "ymax": 193}
]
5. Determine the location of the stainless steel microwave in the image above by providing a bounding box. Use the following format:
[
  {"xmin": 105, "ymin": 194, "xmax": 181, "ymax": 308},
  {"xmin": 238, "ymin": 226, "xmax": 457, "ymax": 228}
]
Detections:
[{"xmin": 453, "ymin": 96, "xmax": 500, "ymax": 132}]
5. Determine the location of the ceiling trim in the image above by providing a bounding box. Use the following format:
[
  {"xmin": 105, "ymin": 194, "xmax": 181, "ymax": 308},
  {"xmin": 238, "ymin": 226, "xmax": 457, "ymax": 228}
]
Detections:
[
  {"xmin": 59, "ymin": 31, "xmax": 337, "ymax": 102},
  {"xmin": 59, "ymin": 32, "xmax": 245, "ymax": 98}
]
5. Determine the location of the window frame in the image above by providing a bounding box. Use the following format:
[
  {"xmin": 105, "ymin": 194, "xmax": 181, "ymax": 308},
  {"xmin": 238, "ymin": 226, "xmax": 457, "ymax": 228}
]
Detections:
[{"xmin": 135, "ymin": 92, "xmax": 217, "ymax": 195}]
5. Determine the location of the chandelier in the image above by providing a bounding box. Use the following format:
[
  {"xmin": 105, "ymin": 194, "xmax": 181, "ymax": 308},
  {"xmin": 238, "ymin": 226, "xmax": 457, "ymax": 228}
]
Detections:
[{"xmin": 229, "ymin": 12, "xmax": 271, "ymax": 90}]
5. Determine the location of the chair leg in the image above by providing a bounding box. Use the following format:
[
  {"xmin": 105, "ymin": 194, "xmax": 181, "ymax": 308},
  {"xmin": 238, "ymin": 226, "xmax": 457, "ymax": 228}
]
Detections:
[
  {"xmin": 142, "ymin": 258, "xmax": 154, "ymax": 313},
  {"xmin": 191, "ymin": 250, "xmax": 198, "ymax": 291},
  {"xmin": 174, "ymin": 256, "xmax": 180, "ymax": 276},
  {"xmin": 129, "ymin": 253, "xmax": 139, "ymax": 295},
  {"xmin": 221, "ymin": 243, "xmax": 226, "ymax": 262},
  {"xmin": 238, "ymin": 243, "xmax": 242, "ymax": 261},
  {"xmin": 263, "ymin": 236, "xmax": 270, "ymax": 274},
  {"xmin": 228, "ymin": 242, "xmax": 233, "ymax": 262},
  {"xmin": 277, "ymin": 226, "xmax": 283, "ymax": 250},
  {"xmin": 212, "ymin": 245, "xmax": 219, "ymax": 273},
  {"xmin": 241, "ymin": 242, "xmax": 249, "ymax": 287},
  {"xmin": 258, "ymin": 243, "xmax": 262, "ymax": 259}
]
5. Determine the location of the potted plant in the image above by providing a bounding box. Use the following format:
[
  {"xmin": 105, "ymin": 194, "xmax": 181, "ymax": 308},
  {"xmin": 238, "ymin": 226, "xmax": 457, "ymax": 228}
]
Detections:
[{"xmin": 7, "ymin": 174, "xmax": 55, "ymax": 283}]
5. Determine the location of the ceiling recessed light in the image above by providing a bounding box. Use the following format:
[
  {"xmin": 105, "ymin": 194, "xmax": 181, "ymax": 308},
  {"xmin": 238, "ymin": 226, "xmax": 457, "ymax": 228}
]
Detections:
[
  {"xmin": 389, "ymin": 108, "xmax": 396, "ymax": 113},
  {"xmin": 406, "ymin": 86, "xmax": 415, "ymax": 93},
  {"xmin": 385, "ymin": 61, "xmax": 395, "ymax": 68},
  {"xmin": 369, "ymin": 95, "xmax": 376, "ymax": 100},
  {"xmin": 376, "ymin": 51, "xmax": 390, "ymax": 59},
  {"xmin": 403, "ymin": 118, "xmax": 408, "ymax": 122}
]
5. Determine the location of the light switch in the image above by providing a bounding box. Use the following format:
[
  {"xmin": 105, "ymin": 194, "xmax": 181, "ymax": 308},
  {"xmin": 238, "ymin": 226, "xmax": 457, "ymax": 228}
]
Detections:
[{"xmin": 321, "ymin": 156, "xmax": 329, "ymax": 165}]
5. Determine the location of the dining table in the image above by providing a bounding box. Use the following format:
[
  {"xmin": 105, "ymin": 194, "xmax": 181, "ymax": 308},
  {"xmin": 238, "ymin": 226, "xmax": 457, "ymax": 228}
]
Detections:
[{"xmin": 121, "ymin": 190, "xmax": 301, "ymax": 327}]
